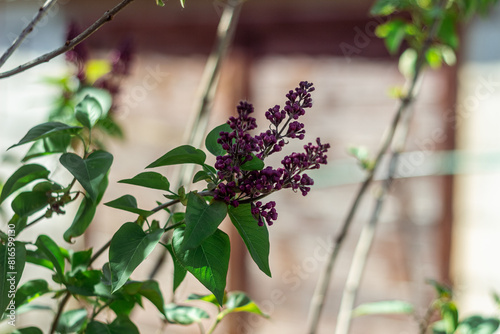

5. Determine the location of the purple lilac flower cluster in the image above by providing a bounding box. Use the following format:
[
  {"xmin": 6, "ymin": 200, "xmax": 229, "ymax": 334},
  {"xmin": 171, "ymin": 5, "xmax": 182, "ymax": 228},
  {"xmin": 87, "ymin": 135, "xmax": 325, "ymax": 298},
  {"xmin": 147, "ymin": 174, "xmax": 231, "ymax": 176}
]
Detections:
[{"xmin": 213, "ymin": 82, "xmax": 330, "ymax": 226}]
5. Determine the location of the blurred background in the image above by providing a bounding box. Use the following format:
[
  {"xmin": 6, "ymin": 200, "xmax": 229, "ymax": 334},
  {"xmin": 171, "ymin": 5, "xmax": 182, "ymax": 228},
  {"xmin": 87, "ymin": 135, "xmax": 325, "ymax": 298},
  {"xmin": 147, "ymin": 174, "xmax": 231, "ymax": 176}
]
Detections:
[{"xmin": 1, "ymin": 0, "xmax": 500, "ymax": 333}]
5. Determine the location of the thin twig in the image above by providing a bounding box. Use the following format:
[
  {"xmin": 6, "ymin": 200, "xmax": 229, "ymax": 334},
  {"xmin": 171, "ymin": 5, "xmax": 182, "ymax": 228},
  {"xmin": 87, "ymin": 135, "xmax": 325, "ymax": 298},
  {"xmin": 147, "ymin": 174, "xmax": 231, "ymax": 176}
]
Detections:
[
  {"xmin": 0, "ymin": 0, "xmax": 58, "ymax": 69},
  {"xmin": 147, "ymin": 0, "xmax": 244, "ymax": 280},
  {"xmin": 50, "ymin": 291, "xmax": 71, "ymax": 334},
  {"xmin": 305, "ymin": 2, "xmax": 448, "ymax": 332},
  {"xmin": 0, "ymin": 0, "xmax": 137, "ymax": 79},
  {"xmin": 334, "ymin": 116, "xmax": 412, "ymax": 334}
]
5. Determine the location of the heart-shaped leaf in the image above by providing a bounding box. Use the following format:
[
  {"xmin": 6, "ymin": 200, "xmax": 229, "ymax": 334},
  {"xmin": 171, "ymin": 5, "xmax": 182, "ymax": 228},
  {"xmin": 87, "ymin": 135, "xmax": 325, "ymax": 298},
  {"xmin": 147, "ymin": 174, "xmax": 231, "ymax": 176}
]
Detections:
[
  {"xmin": 182, "ymin": 192, "xmax": 227, "ymax": 250},
  {"xmin": 147, "ymin": 145, "xmax": 206, "ymax": 168},
  {"xmin": 228, "ymin": 204, "xmax": 271, "ymax": 277},
  {"xmin": 8, "ymin": 122, "xmax": 82, "ymax": 150},
  {"xmin": 11, "ymin": 191, "xmax": 48, "ymax": 218},
  {"xmin": 205, "ymin": 123, "xmax": 232, "ymax": 157},
  {"xmin": 104, "ymin": 195, "xmax": 153, "ymax": 218},
  {"xmin": 109, "ymin": 223, "xmax": 164, "ymax": 292},
  {"xmin": 60, "ymin": 151, "xmax": 113, "ymax": 201},
  {"xmin": 172, "ymin": 227, "xmax": 230, "ymax": 305},
  {"xmin": 118, "ymin": 172, "xmax": 170, "ymax": 191},
  {"xmin": 75, "ymin": 95, "xmax": 103, "ymax": 129},
  {"xmin": 0, "ymin": 164, "xmax": 50, "ymax": 204}
]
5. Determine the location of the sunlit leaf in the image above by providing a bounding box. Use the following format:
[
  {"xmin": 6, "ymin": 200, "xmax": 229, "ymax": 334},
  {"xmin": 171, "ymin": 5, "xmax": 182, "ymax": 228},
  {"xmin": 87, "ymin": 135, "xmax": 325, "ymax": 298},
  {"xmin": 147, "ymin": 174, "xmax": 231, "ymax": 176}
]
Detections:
[
  {"xmin": 109, "ymin": 223, "xmax": 163, "ymax": 292},
  {"xmin": 147, "ymin": 145, "xmax": 206, "ymax": 168},
  {"xmin": 164, "ymin": 304, "xmax": 209, "ymax": 324},
  {"xmin": 8, "ymin": 122, "xmax": 81, "ymax": 150},
  {"xmin": 0, "ymin": 164, "xmax": 50, "ymax": 204}
]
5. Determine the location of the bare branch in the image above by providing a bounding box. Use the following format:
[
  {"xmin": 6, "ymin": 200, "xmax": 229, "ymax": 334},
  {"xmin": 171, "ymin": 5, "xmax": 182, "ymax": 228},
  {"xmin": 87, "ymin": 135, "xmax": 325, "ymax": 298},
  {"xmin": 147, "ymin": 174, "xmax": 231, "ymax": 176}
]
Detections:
[
  {"xmin": 0, "ymin": 0, "xmax": 137, "ymax": 79},
  {"xmin": 0, "ymin": 0, "xmax": 58, "ymax": 69},
  {"xmin": 306, "ymin": 1, "xmax": 449, "ymax": 332}
]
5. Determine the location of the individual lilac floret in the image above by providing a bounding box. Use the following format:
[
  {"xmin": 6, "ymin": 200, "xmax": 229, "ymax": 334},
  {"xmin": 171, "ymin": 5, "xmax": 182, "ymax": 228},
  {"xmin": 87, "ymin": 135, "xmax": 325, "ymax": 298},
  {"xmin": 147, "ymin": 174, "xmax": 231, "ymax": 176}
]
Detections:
[{"xmin": 213, "ymin": 82, "xmax": 329, "ymax": 226}]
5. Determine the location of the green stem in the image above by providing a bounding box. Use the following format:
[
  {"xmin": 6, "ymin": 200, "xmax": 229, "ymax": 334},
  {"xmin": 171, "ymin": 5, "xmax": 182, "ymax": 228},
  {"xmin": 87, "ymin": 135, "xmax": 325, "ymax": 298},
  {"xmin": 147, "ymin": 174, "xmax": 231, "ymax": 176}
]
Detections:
[
  {"xmin": 206, "ymin": 318, "xmax": 221, "ymax": 334},
  {"xmin": 50, "ymin": 291, "xmax": 71, "ymax": 334},
  {"xmin": 25, "ymin": 213, "xmax": 47, "ymax": 229}
]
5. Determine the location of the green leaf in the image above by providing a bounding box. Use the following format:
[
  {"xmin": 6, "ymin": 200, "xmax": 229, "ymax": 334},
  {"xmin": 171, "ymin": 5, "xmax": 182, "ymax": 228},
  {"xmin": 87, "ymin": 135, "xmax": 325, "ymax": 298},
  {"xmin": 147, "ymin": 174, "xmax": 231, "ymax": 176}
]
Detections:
[
  {"xmin": 11, "ymin": 191, "xmax": 48, "ymax": 218},
  {"xmin": 182, "ymin": 193, "xmax": 227, "ymax": 250},
  {"xmin": 86, "ymin": 316, "xmax": 140, "ymax": 334},
  {"xmin": 118, "ymin": 172, "xmax": 170, "ymax": 191},
  {"xmin": 352, "ymin": 300, "xmax": 414, "ymax": 317},
  {"xmin": 75, "ymin": 87, "xmax": 112, "ymax": 116},
  {"xmin": 426, "ymin": 47, "xmax": 443, "ymax": 69},
  {"xmin": 0, "ymin": 241, "xmax": 26, "ymax": 315},
  {"xmin": 164, "ymin": 304, "xmax": 209, "ymax": 325},
  {"xmin": 15, "ymin": 279, "xmax": 50, "ymax": 308},
  {"xmin": 146, "ymin": 145, "xmax": 206, "ymax": 168},
  {"xmin": 370, "ymin": 0, "xmax": 400, "ymax": 15},
  {"xmin": 108, "ymin": 316, "xmax": 140, "ymax": 334},
  {"xmin": 433, "ymin": 320, "xmax": 449, "ymax": 334},
  {"xmin": 441, "ymin": 302, "xmax": 459, "ymax": 333},
  {"xmin": 104, "ymin": 195, "xmax": 153, "ymax": 218},
  {"xmin": 398, "ymin": 48, "xmax": 418, "ymax": 79},
  {"xmin": 218, "ymin": 291, "xmax": 268, "ymax": 320},
  {"xmin": 23, "ymin": 134, "xmax": 71, "ymax": 162},
  {"xmin": 9, "ymin": 214, "xmax": 27, "ymax": 237},
  {"xmin": 123, "ymin": 280, "xmax": 165, "ymax": 316},
  {"xmin": 109, "ymin": 222, "xmax": 164, "ymax": 292},
  {"xmin": 109, "ymin": 299, "xmax": 136, "ymax": 317},
  {"xmin": 26, "ymin": 249, "xmax": 54, "ymax": 271},
  {"xmin": 438, "ymin": 12, "xmax": 459, "ymax": 49},
  {"xmin": 35, "ymin": 235, "xmax": 65, "ymax": 282},
  {"xmin": 0, "ymin": 164, "xmax": 50, "ymax": 204},
  {"xmin": 60, "ymin": 150, "xmax": 113, "ymax": 201},
  {"xmin": 187, "ymin": 293, "xmax": 220, "ymax": 306},
  {"xmin": 375, "ymin": 19, "xmax": 407, "ymax": 54},
  {"xmin": 165, "ymin": 244, "xmax": 187, "ymax": 293},
  {"xmin": 66, "ymin": 270, "xmax": 103, "ymax": 296},
  {"xmin": 458, "ymin": 315, "xmax": 500, "ymax": 334},
  {"xmin": 240, "ymin": 155, "xmax": 265, "ymax": 171},
  {"xmin": 64, "ymin": 174, "xmax": 108, "ymax": 243},
  {"xmin": 8, "ymin": 122, "xmax": 82, "ymax": 150},
  {"xmin": 156, "ymin": 0, "xmax": 165, "ymax": 6},
  {"xmin": 172, "ymin": 227, "xmax": 230, "ymax": 305},
  {"xmin": 75, "ymin": 95, "xmax": 103, "ymax": 129},
  {"xmin": 86, "ymin": 321, "xmax": 111, "ymax": 334},
  {"xmin": 180, "ymin": 0, "xmax": 185, "ymax": 8},
  {"xmin": 70, "ymin": 249, "xmax": 93, "ymax": 274},
  {"xmin": 228, "ymin": 204, "xmax": 271, "ymax": 277},
  {"xmin": 428, "ymin": 279, "xmax": 453, "ymax": 298},
  {"xmin": 12, "ymin": 328, "xmax": 44, "ymax": 334},
  {"xmin": 193, "ymin": 170, "xmax": 211, "ymax": 183},
  {"xmin": 205, "ymin": 123, "xmax": 232, "ymax": 157},
  {"xmin": 56, "ymin": 308, "xmax": 87, "ymax": 334}
]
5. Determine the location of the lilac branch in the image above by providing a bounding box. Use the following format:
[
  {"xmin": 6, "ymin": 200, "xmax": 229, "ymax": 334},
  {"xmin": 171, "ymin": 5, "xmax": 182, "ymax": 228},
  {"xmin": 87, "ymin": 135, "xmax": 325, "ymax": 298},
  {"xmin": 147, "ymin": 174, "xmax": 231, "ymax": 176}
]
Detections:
[
  {"xmin": 0, "ymin": 0, "xmax": 137, "ymax": 79},
  {"xmin": 0, "ymin": 0, "xmax": 58, "ymax": 69}
]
